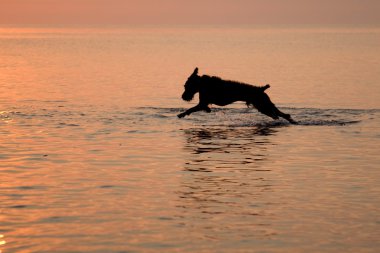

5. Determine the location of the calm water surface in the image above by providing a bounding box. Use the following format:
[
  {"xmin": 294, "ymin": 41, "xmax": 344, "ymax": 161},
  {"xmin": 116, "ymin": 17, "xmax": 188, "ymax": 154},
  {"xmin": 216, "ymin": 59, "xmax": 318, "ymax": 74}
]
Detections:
[{"xmin": 0, "ymin": 26, "xmax": 380, "ymax": 252}]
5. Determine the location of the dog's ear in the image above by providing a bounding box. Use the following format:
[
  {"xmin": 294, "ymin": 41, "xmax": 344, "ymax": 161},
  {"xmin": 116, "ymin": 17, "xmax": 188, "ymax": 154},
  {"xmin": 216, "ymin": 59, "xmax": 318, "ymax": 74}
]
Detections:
[{"xmin": 192, "ymin": 67, "xmax": 198, "ymax": 76}]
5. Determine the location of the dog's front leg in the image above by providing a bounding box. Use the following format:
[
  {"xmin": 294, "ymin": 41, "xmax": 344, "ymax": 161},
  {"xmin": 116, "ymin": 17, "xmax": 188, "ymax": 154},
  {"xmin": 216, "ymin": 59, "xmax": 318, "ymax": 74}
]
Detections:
[{"xmin": 178, "ymin": 104, "xmax": 210, "ymax": 118}]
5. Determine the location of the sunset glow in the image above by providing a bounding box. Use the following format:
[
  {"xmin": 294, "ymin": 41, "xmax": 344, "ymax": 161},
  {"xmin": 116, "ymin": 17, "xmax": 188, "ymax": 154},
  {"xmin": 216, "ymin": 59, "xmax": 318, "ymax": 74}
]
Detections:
[{"xmin": 0, "ymin": 0, "xmax": 379, "ymax": 25}]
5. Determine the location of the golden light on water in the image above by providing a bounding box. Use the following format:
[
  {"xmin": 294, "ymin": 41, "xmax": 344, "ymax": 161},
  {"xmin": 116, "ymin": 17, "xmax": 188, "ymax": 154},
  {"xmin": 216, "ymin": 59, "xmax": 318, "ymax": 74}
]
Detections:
[
  {"xmin": 0, "ymin": 25, "xmax": 379, "ymax": 253},
  {"xmin": 0, "ymin": 234, "xmax": 5, "ymax": 251}
]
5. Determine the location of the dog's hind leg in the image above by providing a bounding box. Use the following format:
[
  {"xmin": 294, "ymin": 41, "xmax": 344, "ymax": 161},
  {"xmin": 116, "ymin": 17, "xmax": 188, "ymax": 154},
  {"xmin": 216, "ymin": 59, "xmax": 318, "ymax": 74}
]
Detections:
[
  {"xmin": 178, "ymin": 104, "xmax": 211, "ymax": 118},
  {"xmin": 257, "ymin": 107, "xmax": 280, "ymax": 120},
  {"xmin": 253, "ymin": 101, "xmax": 297, "ymax": 124},
  {"xmin": 251, "ymin": 102, "xmax": 279, "ymax": 120},
  {"xmin": 273, "ymin": 107, "xmax": 298, "ymax": 124},
  {"xmin": 282, "ymin": 113, "xmax": 298, "ymax": 124}
]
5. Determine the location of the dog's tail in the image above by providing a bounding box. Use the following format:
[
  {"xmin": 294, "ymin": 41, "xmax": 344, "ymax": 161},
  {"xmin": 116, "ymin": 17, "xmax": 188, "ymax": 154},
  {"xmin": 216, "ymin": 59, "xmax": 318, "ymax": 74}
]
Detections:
[{"xmin": 260, "ymin": 84, "xmax": 270, "ymax": 91}]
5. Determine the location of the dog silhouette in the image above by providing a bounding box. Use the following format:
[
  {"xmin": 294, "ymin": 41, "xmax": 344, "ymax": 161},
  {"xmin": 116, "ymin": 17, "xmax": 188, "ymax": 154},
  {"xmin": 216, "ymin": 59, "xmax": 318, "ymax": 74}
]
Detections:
[{"xmin": 178, "ymin": 68, "xmax": 297, "ymax": 124}]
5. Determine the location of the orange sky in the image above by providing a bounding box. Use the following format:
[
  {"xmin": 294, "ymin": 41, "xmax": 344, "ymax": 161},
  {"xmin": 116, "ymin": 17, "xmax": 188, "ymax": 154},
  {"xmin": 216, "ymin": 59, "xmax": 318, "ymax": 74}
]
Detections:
[{"xmin": 0, "ymin": 0, "xmax": 379, "ymax": 25}]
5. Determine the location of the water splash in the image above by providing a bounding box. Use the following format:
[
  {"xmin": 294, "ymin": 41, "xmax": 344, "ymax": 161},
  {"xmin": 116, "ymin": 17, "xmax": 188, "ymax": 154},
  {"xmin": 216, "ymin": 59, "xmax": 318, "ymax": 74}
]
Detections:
[{"xmin": 137, "ymin": 106, "xmax": 371, "ymax": 127}]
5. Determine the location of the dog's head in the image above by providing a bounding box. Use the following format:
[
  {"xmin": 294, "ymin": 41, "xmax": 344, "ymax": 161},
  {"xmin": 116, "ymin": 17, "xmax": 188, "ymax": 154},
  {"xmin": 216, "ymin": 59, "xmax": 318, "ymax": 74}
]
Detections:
[{"xmin": 181, "ymin": 67, "xmax": 201, "ymax": 101}]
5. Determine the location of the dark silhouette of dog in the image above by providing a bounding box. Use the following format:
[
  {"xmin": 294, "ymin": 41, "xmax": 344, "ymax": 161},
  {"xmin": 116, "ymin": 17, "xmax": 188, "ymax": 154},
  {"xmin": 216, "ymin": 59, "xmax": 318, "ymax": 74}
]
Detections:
[{"xmin": 178, "ymin": 68, "xmax": 297, "ymax": 124}]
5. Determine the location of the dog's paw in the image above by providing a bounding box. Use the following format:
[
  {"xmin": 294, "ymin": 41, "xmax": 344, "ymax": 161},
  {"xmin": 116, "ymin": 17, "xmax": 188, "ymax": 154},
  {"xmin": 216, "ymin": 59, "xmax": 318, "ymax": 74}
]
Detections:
[{"xmin": 177, "ymin": 113, "xmax": 186, "ymax": 118}]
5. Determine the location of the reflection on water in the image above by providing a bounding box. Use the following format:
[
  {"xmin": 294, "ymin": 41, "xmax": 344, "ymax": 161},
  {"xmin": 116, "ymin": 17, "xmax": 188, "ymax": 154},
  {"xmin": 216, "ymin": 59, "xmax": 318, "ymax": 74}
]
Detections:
[
  {"xmin": 176, "ymin": 117, "xmax": 380, "ymax": 251},
  {"xmin": 177, "ymin": 127, "xmax": 281, "ymax": 244},
  {"xmin": 183, "ymin": 126, "xmax": 277, "ymax": 171},
  {"xmin": 0, "ymin": 235, "xmax": 5, "ymax": 253}
]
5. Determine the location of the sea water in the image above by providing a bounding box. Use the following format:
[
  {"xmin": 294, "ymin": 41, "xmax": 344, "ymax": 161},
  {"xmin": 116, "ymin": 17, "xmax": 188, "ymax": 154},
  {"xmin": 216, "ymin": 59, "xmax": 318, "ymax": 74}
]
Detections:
[{"xmin": 0, "ymin": 25, "xmax": 379, "ymax": 252}]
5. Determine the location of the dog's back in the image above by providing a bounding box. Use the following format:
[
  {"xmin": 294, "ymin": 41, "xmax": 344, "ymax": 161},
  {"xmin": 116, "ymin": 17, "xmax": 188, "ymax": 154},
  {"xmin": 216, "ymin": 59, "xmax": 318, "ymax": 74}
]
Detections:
[{"xmin": 198, "ymin": 75, "xmax": 269, "ymax": 106}]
